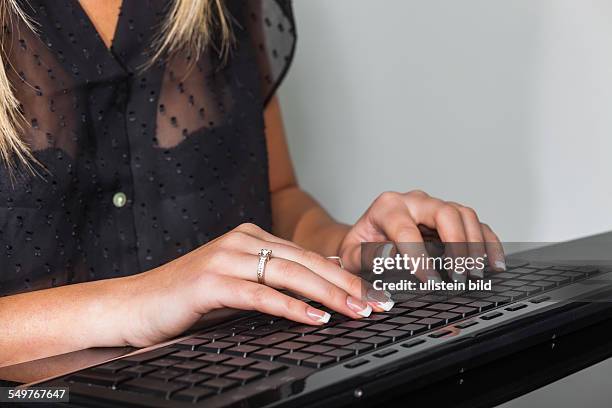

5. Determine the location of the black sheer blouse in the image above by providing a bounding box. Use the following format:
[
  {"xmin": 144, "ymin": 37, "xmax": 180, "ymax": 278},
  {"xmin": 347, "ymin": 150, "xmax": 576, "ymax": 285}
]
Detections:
[{"xmin": 0, "ymin": 0, "xmax": 296, "ymax": 296}]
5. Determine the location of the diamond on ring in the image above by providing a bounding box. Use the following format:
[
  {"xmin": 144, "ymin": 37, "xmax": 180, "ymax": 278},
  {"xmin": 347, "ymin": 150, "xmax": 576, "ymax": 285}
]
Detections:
[{"xmin": 257, "ymin": 249, "xmax": 272, "ymax": 284}]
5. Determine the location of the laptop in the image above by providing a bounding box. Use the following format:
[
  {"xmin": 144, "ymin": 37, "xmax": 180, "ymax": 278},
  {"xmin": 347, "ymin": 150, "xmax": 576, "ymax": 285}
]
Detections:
[{"xmin": 30, "ymin": 257, "xmax": 612, "ymax": 407}]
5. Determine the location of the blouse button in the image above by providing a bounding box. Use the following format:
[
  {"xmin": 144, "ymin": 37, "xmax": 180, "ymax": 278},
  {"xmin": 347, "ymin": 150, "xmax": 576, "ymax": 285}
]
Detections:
[{"xmin": 112, "ymin": 192, "xmax": 127, "ymax": 208}]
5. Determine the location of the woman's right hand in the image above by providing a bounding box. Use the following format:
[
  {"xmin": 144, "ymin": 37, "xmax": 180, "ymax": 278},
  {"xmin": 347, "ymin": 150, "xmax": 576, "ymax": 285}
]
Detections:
[{"xmin": 121, "ymin": 223, "xmax": 393, "ymax": 348}]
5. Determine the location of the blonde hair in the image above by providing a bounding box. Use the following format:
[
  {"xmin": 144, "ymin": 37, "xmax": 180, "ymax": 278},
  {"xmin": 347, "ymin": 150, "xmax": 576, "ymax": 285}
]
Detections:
[{"xmin": 0, "ymin": 0, "xmax": 232, "ymax": 173}]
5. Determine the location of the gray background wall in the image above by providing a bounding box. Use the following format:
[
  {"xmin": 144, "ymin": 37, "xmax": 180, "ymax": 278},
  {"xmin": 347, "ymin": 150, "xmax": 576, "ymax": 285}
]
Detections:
[{"xmin": 277, "ymin": 0, "xmax": 612, "ymax": 243}]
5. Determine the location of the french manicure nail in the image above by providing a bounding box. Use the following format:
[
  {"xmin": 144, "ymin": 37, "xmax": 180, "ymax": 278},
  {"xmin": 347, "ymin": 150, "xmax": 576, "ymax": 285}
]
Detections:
[
  {"xmin": 495, "ymin": 261, "xmax": 507, "ymax": 271},
  {"xmin": 451, "ymin": 271, "xmax": 466, "ymax": 283},
  {"xmin": 347, "ymin": 296, "xmax": 372, "ymax": 317},
  {"xmin": 373, "ymin": 299, "xmax": 395, "ymax": 312},
  {"xmin": 306, "ymin": 306, "xmax": 331, "ymax": 323},
  {"xmin": 428, "ymin": 274, "xmax": 443, "ymax": 284}
]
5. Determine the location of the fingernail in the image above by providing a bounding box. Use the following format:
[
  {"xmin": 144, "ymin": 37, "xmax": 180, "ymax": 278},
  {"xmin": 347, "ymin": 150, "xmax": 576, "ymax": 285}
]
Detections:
[
  {"xmin": 366, "ymin": 288, "xmax": 392, "ymax": 303},
  {"xmin": 381, "ymin": 243, "xmax": 394, "ymax": 258},
  {"xmin": 451, "ymin": 271, "xmax": 466, "ymax": 283},
  {"xmin": 373, "ymin": 299, "xmax": 395, "ymax": 312},
  {"xmin": 495, "ymin": 261, "xmax": 507, "ymax": 271},
  {"xmin": 471, "ymin": 268, "xmax": 484, "ymax": 279},
  {"xmin": 306, "ymin": 306, "xmax": 331, "ymax": 323},
  {"xmin": 346, "ymin": 296, "xmax": 372, "ymax": 317}
]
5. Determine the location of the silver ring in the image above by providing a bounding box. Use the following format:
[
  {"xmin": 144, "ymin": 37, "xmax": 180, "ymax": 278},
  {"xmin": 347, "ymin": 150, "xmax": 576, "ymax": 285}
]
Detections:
[{"xmin": 257, "ymin": 249, "xmax": 272, "ymax": 284}]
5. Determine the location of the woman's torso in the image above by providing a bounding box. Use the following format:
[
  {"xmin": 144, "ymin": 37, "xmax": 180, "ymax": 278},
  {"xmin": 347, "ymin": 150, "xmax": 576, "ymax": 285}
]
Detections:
[{"xmin": 0, "ymin": 0, "xmax": 295, "ymax": 296}]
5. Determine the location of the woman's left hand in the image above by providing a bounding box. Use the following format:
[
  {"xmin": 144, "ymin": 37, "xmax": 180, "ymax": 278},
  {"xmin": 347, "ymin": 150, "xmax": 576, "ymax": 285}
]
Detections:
[{"xmin": 337, "ymin": 190, "xmax": 505, "ymax": 281}]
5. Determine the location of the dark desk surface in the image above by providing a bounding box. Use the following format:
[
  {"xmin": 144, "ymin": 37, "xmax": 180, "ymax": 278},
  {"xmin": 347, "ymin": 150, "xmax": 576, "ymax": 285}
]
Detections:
[{"xmin": 2, "ymin": 232, "xmax": 612, "ymax": 407}]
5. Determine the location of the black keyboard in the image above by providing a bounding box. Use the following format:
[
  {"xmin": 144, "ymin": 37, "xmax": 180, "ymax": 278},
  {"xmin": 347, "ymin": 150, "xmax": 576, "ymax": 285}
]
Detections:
[{"xmin": 48, "ymin": 261, "xmax": 603, "ymax": 406}]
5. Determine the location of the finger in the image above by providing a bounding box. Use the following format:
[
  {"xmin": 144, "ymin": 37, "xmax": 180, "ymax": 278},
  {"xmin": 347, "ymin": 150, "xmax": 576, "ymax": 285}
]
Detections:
[
  {"xmin": 221, "ymin": 252, "xmax": 373, "ymax": 319},
  {"xmin": 233, "ymin": 223, "xmax": 302, "ymax": 249},
  {"xmin": 213, "ymin": 277, "xmax": 332, "ymax": 325},
  {"xmin": 368, "ymin": 193, "xmax": 441, "ymax": 283},
  {"xmin": 403, "ymin": 194, "xmax": 469, "ymax": 260},
  {"xmin": 448, "ymin": 202, "xmax": 487, "ymax": 279},
  {"xmin": 481, "ymin": 223, "xmax": 506, "ymax": 271},
  {"xmin": 220, "ymin": 231, "xmax": 393, "ymax": 312}
]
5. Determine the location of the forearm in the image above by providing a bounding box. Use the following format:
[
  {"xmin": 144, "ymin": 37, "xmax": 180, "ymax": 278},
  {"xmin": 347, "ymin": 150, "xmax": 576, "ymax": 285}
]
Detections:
[
  {"xmin": 271, "ymin": 185, "xmax": 350, "ymax": 256},
  {"xmin": 0, "ymin": 274, "xmax": 139, "ymax": 367}
]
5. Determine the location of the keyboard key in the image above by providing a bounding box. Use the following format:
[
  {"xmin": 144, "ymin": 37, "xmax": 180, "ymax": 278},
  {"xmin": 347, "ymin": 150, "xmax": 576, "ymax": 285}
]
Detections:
[
  {"xmin": 276, "ymin": 341, "xmax": 307, "ymax": 351},
  {"xmin": 198, "ymin": 341, "xmax": 234, "ymax": 353},
  {"xmin": 122, "ymin": 365, "xmax": 156, "ymax": 377},
  {"xmin": 201, "ymin": 377, "xmax": 238, "ymax": 392},
  {"xmin": 381, "ymin": 307, "xmax": 410, "ymax": 315},
  {"xmin": 407, "ymin": 310, "xmax": 437, "ymax": 318},
  {"xmin": 379, "ymin": 329, "xmax": 412, "ymax": 341},
  {"xmin": 419, "ymin": 295, "xmax": 448, "ymax": 302},
  {"xmin": 148, "ymin": 369, "xmax": 183, "ymax": 381},
  {"xmin": 170, "ymin": 350, "xmax": 204, "ymax": 360},
  {"xmin": 301, "ymin": 345, "xmax": 334, "ymax": 354},
  {"xmin": 122, "ymin": 348, "xmax": 176, "ymax": 364},
  {"xmin": 337, "ymin": 321, "xmax": 369, "ymax": 330},
  {"xmin": 199, "ymin": 365, "xmax": 235, "ymax": 377},
  {"xmin": 196, "ymin": 354, "xmax": 230, "ymax": 364},
  {"xmin": 68, "ymin": 370, "xmax": 132, "ymax": 387},
  {"xmin": 324, "ymin": 349, "xmax": 354, "ymax": 361},
  {"xmin": 278, "ymin": 352, "xmax": 314, "ymax": 365},
  {"xmin": 484, "ymin": 296, "xmax": 510, "ymax": 306},
  {"xmin": 429, "ymin": 329, "xmax": 452, "ymax": 339},
  {"xmin": 249, "ymin": 361, "xmax": 287, "ymax": 374},
  {"xmin": 344, "ymin": 330, "xmax": 377, "ymax": 340},
  {"xmin": 387, "ymin": 316, "xmax": 418, "ymax": 325},
  {"xmin": 401, "ymin": 338, "xmax": 426, "ymax": 348},
  {"xmin": 428, "ymin": 303, "xmax": 456, "ymax": 311},
  {"xmin": 226, "ymin": 344, "xmax": 261, "ymax": 357},
  {"xmin": 120, "ymin": 377, "xmax": 185, "ymax": 397},
  {"xmin": 447, "ymin": 297, "xmax": 472, "ymax": 305},
  {"xmin": 433, "ymin": 312, "xmax": 461, "ymax": 323},
  {"xmin": 297, "ymin": 334, "xmax": 326, "ymax": 344},
  {"xmin": 249, "ymin": 332, "xmax": 297, "ymax": 346},
  {"xmin": 175, "ymin": 373, "xmax": 211, "ymax": 384},
  {"xmin": 197, "ymin": 330, "xmax": 233, "ymax": 341},
  {"xmin": 344, "ymin": 359, "xmax": 368, "ymax": 368},
  {"xmin": 323, "ymin": 337, "xmax": 355, "ymax": 347},
  {"xmin": 362, "ymin": 336, "xmax": 392, "ymax": 347},
  {"xmin": 397, "ymin": 324, "xmax": 427, "ymax": 335},
  {"xmin": 93, "ymin": 361, "xmax": 132, "ymax": 374},
  {"xmin": 467, "ymin": 301, "xmax": 494, "ymax": 312},
  {"xmin": 286, "ymin": 325, "xmax": 319, "ymax": 335},
  {"xmin": 172, "ymin": 386, "xmax": 215, "ymax": 402},
  {"xmin": 252, "ymin": 348, "xmax": 287, "ymax": 360},
  {"xmin": 360, "ymin": 313, "xmax": 390, "ymax": 322},
  {"xmin": 173, "ymin": 360, "xmax": 208, "ymax": 371},
  {"xmin": 224, "ymin": 357, "xmax": 257, "ymax": 368},
  {"xmin": 373, "ymin": 348, "xmax": 398, "ymax": 358},
  {"xmin": 481, "ymin": 311, "xmax": 503, "ymax": 320},
  {"xmin": 454, "ymin": 320, "xmax": 478, "ymax": 329},
  {"xmin": 342, "ymin": 342, "xmax": 373, "ymax": 355},
  {"xmin": 505, "ymin": 303, "xmax": 527, "ymax": 311},
  {"xmin": 223, "ymin": 335, "xmax": 254, "ymax": 344},
  {"xmin": 368, "ymin": 323, "xmax": 399, "ymax": 332},
  {"xmin": 149, "ymin": 359, "xmax": 177, "ymax": 368},
  {"xmin": 315, "ymin": 327, "xmax": 349, "ymax": 336},
  {"xmin": 302, "ymin": 355, "xmax": 336, "ymax": 368},
  {"xmin": 530, "ymin": 281, "xmax": 557, "ymax": 289},
  {"xmin": 226, "ymin": 369, "xmax": 263, "ymax": 383},
  {"xmin": 413, "ymin": 318, "xmax": 443, "ymax": 329},
  {"xmin": 450, "ymin": 306, "xmax": 478, "ymax": 317},
  {"xmin": 174, "ymin": 338, "xmax": 209, "ymax": 350},
  {"xmin": 399, "ymin": 300, "xmax": 429, "ymax": 309}
]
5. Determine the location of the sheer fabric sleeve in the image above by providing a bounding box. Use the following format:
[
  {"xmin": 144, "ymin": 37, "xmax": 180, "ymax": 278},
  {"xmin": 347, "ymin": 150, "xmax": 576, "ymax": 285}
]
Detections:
[{"xmin": 241, "ymin": 0, "xmax": 296, "ymax": 106}]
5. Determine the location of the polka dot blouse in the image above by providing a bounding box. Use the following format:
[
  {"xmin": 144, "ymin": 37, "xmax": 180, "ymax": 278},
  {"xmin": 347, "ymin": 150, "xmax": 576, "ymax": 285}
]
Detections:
[{"xmin": 0, "ymin": 0, "xmax": 296, "ymax": 296}]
